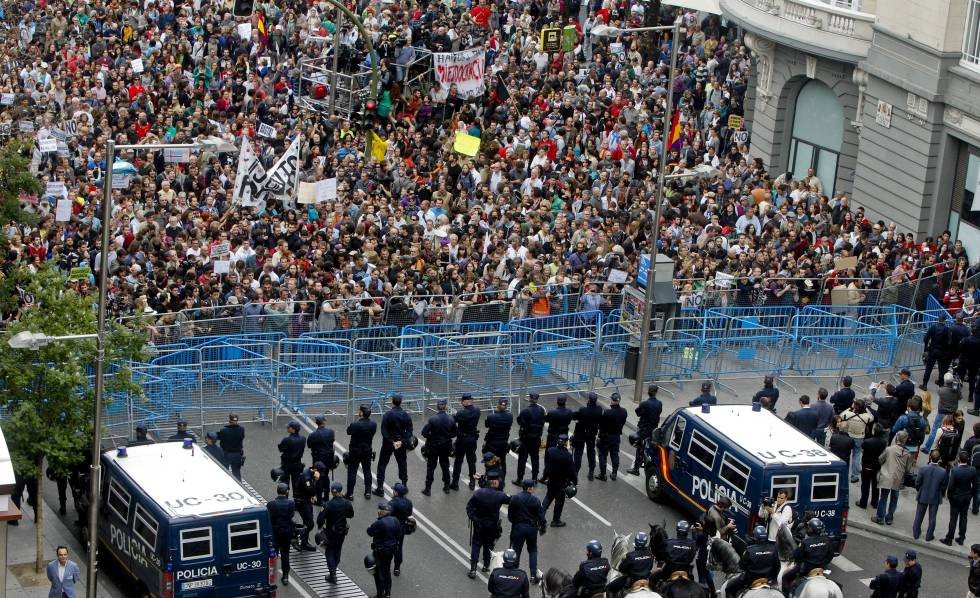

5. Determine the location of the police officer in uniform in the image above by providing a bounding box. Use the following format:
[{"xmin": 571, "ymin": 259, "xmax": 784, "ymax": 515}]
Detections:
[
  {"xmin": 572, "ymin": 540, "xmax": 611, "ymax": 597},
  {"xmin": 606, "ymin": 531, "xmax": 654, "ymax": 596},
  {"xmin": 308, "ymin": 415, "xmax": 336, "ymax": 476},
  {"xmin": 689, "ymin": 382, "xmax": 718, "ymax": 407},
  {"xmin": 422, "ymin": 399, "xmax": 457, "ymax": 495},
  {"xmin": 628, "ymin": 385, "xmax": 662, "ymax": 475},
  {"xmin": 374, "ymin": 395, "xmax": 413, "ymax": 496},
  {"xmin": 203, "ymin": 432, "xmax": 225, "ymax": 465},
  {"xmin": 572, "ymin": 392, "xmax": 602, "ymax": 480},
  {"xmin": 513, "ymin": 393, "xmax": 546, "ymax": 485},
  {"xmin": 508, "ymin": 479, "xmax": 546, "ymax": 585},
  {"xmin": 485, "ymin": 398, "xmax": 513, "ymax": 483},
  {"xmin": 488, "ymin": 548, "xmax": 531, "ymax": 598},
  {"xmin": 725, "ymin": 526, "xmax": 780, "ymax": 598},
  {"xmin": 753, "ymin": 375, "xmax": 780, "ymax": 412},
  {"xmin": 540, "ymin": 434, "xmax": 575, "ymax": 527},
  {"xmin": 278, "ymin": 420, "xmax": 306, "ymax": 490},
  {"xmin": 168, "ymin": 420, "xmax": 196, "ymax": 442},
  {"xmin": 781, "ymin": 518, "xmax": 834, "ymax": 595},
  {"xmin": 544, "ymin": 394, "xmax": 573, "ymax": 449},
  {"xmin": 389, "ymin": 483, "xmax": 413, "ymax": 576},
  {"xmin": 346, "ymin": 404, "xmax": 377, "ymax": 499},
  {"xmin": 267, "ymin": 483, "xmax": 296, "ymax": 586},
  {"xmin": 650, "ymin": 521, "xmax": 697, "ymax": 587},
  {"xmin": 130, "ymin": 424, "xmax": 154, "ymax": 446},
  {"xmin": 367, "ymin": 502, "xmax": 402, "ymax": 598},
  {"xmin": 923, "ymin": 312, "xmax": 951, "ymax": 389},
  {"xmin": 318, "ymin": 482, "xmax": 354, "ymax": 584},
  {"xmin": 294, "ymin": 462, "xmax": 326, "ymax": 551},
  {"xmin": 217, "ymin": 413, "xmax": 245, "ymax": 480},
  {"xmin": 961, "ymin": 326, "xmax": 980, "ymax": 410},
  {"xmin": 949, "ymin": 312, "xmax": 971, "ymax": 374},
  {"xmin": 451, "ymin": 394, "xmax": 482, "ymax": 491},
  {"xmin": 597, "ymin": 393, "xmax": 627, "ymax": 481},
  {"xmin": 466, "ymin": 471, "xmax": 510, "ymax": 578}
]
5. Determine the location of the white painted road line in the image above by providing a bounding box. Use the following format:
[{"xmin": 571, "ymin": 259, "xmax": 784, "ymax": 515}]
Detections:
[
  {"xmin": 832, "ymin": 555, "xmax": 863, "ymax": 572},
  {"xmin": 860, "ymin": 577, "xmax": 874, "ymax": 587}
]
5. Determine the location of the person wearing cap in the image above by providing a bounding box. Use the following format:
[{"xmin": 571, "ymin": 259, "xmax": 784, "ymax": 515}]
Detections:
[
  {"xmin": 367, "ymin": 501, "xmax": 403, "ymax": 598},
  {"xmin": 422, "ymin": 399, "xmax": 458, "ymax": 495},
  {"xmin": 267, "ymin": 483, "xmax": 296, "ymax": 587},
  {"xmin": 347, "ymin": 404, "xmax": 377, "ymax": 500},
  {"xmin": 478, "ymin": 452, "xmax": 504, "ymax": 489},
  {"xmin": 130, "ymin": 424, "xmax": 154, "ymax": 447},
  {"xmin": 689, "ymin": 382, "xmax": 718, "ymax": 408},
  {"xmin": 596, "ymin": 393, "xmax": 628, "ymax": 481},
  {"xmin": 544, "ymin": 394, "xmax": 573, "ymax": 450},
  {"xmin": 869, "ymin": 555, "xmax": 901, "ymax": 598},
  {"xmin": 541, "ymin": 434, "xmax": 575, "ymax": 528},
  {"xmin": 308, "ymin": 415, "xmax": 336, "ymax": 479},
  {"xmin": 513, "ymin": 393, "xmax": 546, "ymax": 486},
  {"xmin": 897, "ymin": 550, "xmax": 921, "ymax": 598},
  {"xmin": 203, "ymin": 431, "xmax": 225, "ymax": 465},
  {"xmin": 627, "ymin": 386, "xmax": 662, "ymax": 475},
  {"xmin": 318, "ymin": 482, "xmax": 354, "ymax": 584},
  {"xmin": 278, "ymin": 420, "xmax": 307, "ymax": 491},
  {"xmin": 217, "ymin": 413, "xmax": 245, "ymax": 480},
  {"xmin": 374, "ymin": 395, "xmax": 414, "ymax": 497},
  {"xmin": 465, "ymin": 470, "xmax": 510, "ymax": 578},
  {"xmin": 923, "ymin": 312, "xmax": 951, "ymax": 390},
  {"xmin": 451, "ymin": 394, "xmax": 482, "ymax": 491},
  {"xmin": 168, "ymin": 420, "xmax": 196, "ymax": 442},
  {"xmin": 485, "ymin": 398, "xmax": 513, "ymax": 483},
  {"xmin": 753, "ymin": 375, "xmax": 781, "ymax": 413},
  {"xmin": 389, "ymin": 483, "xmax": 413, "ymax": 576},
  {"xmin": 572, "ymin": 392, "xmax": 602, "ymax": 481},
  {"xmin": 508, "ymin": 479, "xmax": 546, "ymax": 583},
  {"xmin": 294, "ymin": 462, "xmax": 327, "ymax": 551}
]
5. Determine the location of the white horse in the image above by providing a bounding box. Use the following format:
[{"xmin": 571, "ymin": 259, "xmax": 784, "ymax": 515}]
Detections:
[{"xmin": 789, "ymin": 570, "xmax": 844, "ymax": 598}]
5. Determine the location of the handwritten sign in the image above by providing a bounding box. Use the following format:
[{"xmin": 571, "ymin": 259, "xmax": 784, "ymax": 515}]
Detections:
[
  {"xmin": 131, "ymin": 58, "xmax": 144, "ymax": 74},
  {"xmin": 19, "ymin": 120, "xmax": 34, "ymax": 133},
  {"xmin": 728, "ymin": 115, "xmax": 744, "ymax": 130},
  {"xmin": 211, "ymin": 241, "xmax": 230, "ymax": 260},
  {"xmin": 317, "ymin": 177, "xmax": 337, "ymax": 202},
  {"xmin": 39, "ymin": 137, "xmax": 58, "ymax": 153},
  {"xmin": 68, "ymin": 267, "xmax": 92, "ymax": 282},
  {"xmin": 1, "ymin": 93, "xmax": 14, "ymax": 106},
  {"xmin": 55, "ymin": 198, "xmax": 72, "ymax": 221},
  {"xmin": 258, "ymin": 122, "xmax": 276, "ymax": 138},
  {"xmin": 47, "ymin": 181, "xmax": 67, "ymax": 198},
  {"xmin": 432, "ymin": 47, "xmax": 486, "ymax": 99}
]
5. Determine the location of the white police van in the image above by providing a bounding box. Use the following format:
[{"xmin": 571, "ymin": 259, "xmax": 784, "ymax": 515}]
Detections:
[
  {"xmin": 98, "ymin": 441, "xmax": 276, "ymax": 597},
  {"xmin": 645, "ymin": 404, "xmax": 849, "ymax": 552}
]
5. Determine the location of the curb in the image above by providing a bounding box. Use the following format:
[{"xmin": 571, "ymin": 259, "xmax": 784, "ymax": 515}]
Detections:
[{"xmin": 848, "ymin": 518, "xmax": 971, "ymax": 559}]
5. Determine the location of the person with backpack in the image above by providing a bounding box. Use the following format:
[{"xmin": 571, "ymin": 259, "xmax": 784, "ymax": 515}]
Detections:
[
  {"xmin": 891, "ymin": 397, "xmax": 928, "ymax": 454},
  {"xmin": 937, "ymin": 415, "xmax": 961, "ymax": 468},
  {"xmin": 841, "ymin": 399, "xmax": 875, "ymax": 483},
  {"xmin": 828, "ymin": 416, "xmax": 855, "ymax": 466},
  {"xmin": 924, "ymin": 373, "xmax": 959, "ymax": 454}
]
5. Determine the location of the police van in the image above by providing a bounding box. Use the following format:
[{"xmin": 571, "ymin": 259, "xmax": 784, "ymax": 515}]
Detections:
[
  {"xmin": 97, "ymin": 441, "xmax": 276, "ymax": 597},
  {"xmin": 644, "ymin": 404, "xmax": 848, "ymax": 553}
]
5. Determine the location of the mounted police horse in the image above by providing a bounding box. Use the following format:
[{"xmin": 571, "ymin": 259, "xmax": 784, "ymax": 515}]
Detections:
[{"xmin": 541, "ymin": 531, "xmax": 663, "ymax": 598}]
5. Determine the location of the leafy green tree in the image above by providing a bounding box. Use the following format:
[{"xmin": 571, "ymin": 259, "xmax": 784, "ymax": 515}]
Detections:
[
  {"xmin": 0, "ymin": 138, "xmax": 42, "ymax": 231},
  {"xmin": 1, "ymin": 263, "xmax": 147, "ymax": 573}
]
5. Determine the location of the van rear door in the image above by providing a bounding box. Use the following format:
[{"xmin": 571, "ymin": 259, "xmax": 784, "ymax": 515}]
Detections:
[
  {"xmin": 174, "ymin": 524, "xmax": 220, "ymax": 596},
  {"xmin": 212, "ymin": 516, "xmax": 273, "ymax": 596}
]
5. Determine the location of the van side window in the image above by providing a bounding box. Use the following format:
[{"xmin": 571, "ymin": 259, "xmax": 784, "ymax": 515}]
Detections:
[
  {"xmin": 108, "ymin": 478, "xmax": 131, "ymax": 521},
  {"xmin": 811, "ymin": 473, "xmax": 839, "ymax": 502},
  {"xmin": 133, "ymin": 504, "xmax": 158, "ymax": 549},
  {"xmin": 180, "ymin": 527, "xmax": 213, "ymax": 561},
  {"xmin": 770, "ymin": 475, "xmax": 798, "ymax": 503},
  {"xmin": 668, "ymin": 417, "xmax": 686, "ymax": 450},
  {"xmin": 688, "ymin": 429, "xmax": 717, "ymax": 470},
  {"xmin": 228, "ymin": 520, "xmax": 260, "ymax": 554},
  {"xmin": 719, "ymin": 453, "xmax": 750, "ymax": 494}
]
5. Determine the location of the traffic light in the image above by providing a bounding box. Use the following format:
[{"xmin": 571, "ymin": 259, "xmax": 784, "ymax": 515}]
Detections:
[
  {"xmin": 233, "ymin": 0, "xmax": 255, "ymax": 18},
  {"xmin": 355, "ymin": 98, "xmax": 377, "ymax": 130}
]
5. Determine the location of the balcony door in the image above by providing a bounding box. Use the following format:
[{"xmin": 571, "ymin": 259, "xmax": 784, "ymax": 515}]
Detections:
[{"xmin": 788, "ymin": 80, "xmax": 844, "ymax": 196}]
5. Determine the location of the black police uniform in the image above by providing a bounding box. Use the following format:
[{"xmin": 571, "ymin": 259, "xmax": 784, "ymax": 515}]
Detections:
[
  {"xmin": 294, "ymin": 468, "xmax": 325, "ymax": 547},
  {"xmin": 487, "ymin": 565, "xmax": 531, "ymax": 598},
  {"xmin": 308, "ymin": 424, "xmax": 336, "ymax": 473},
  {"xmin": 346, "ymin": 415, "xmax": 377, "ymax": 498},
  {"xmin": 318, "ymin": 494, "xmax": 354, "ymax": 579},
  {"xmin": 650, "ymin": 536, "xmax": 697, "ymax": 586},
  {"xmin": 278, "ymin": 430, "xmax": 306, "ymax": 490},
  {"xmin": 203, "ymin": 441, "xmax": 225, "ymax": 465},
  {"xmin": 267, "ymin": 495, "xmax": 296, "ymax": 582},
  {"xmin": 544, "ymin": 404, "xmax": 573, "ymax": 448},
  {"xmin": 515, "ymin": 402, "xmax": 545, "ymax": 481},
  {"xmin": 631, "ymin": 395, "xmax": 662, "ymax": 471},
  {"xmin": 597, "ymin": 403, "xmax": 627, "ymax": 478},
  {"xmin": 541, "ymin": 445, "xmax": 575, "ymax": 523},
  {"xmin": 367, "ymin": 514, "xmax": 403, "ymax": 598},
  {"xmin": 422, "ymin": 410, "xmax": 457, "ymax": 492},
  {"xmin": 466, "ymin": 484, "xmax": 510, "ymax": 570},
  {"xmin": 949, "ymin": 321, "xmax": 971, "ymax": 370},
  {"xmin": 606, "ymin": 547, "xmax": 654, "ymax": 595},
  {"xmin": 689, "ymin": 392, "xmax": 718, "ymax": 407},
  {"xmin": 508, "ymin": 490, "xmax": 546, "ymax": 575},
  {"xmin": 898, "ymin": 562, "xmax": 922, "ymax": 598},
  {"xmin": 572, "ymin": 556, "xmax": 611, "ymax": 597},
  {"xmin": 960, "ymin": 332, "xmax": 980, "ymax": 403},
  {"xmin": 377, "ymin": 406, "xmax": 413, "ymax": 490},
  {"xmin": 870, "ymin": 567, "xmax": 901, "ymax": 598},
  {"xmin": 168, "ymin": 427, "xmax": 197, "ymax": 442},
  {"xmin": 389, "ymin": 494, "xmax": 413, "ymax": 572},
  {"xmin": 571, "ymin": 402, "xmax": 602, "ymax": 477},
  {"xmin": 452, "ymin": 402, "xmax": 482, "ymax": 489},
  {"xmin": 923, "ymin": 320, "xmax": 951, "ymax": 388},
  {"xmin": 485, "ymin": 408, "xmax": 513, "ymax": 482},
  {"xmin": 782, "ymin": 535, "xmax": 834, "ymax": 594},
  {"xmin": 217, "ymin": 421, "xmax": 245, "ymax": 479},
  {"xmin": 725, "ymin": 541, "xmax": 780, "ymax": 598},
  {"xmin": 480, "ymin": 458, "xmax": 504, "ymax": 489},
  {"xmin": 752, "ymin": 385, "xmax": 780, "ymax": 412}
]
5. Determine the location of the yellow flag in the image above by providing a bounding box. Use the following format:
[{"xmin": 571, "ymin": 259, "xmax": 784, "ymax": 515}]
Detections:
[
  {"xmin": 369, "ymin": 131, "xmax": 387, "ymax": 162},
  {"xmin": 453, "ymin": 133, "xmax": 481, "ymax": 157}
]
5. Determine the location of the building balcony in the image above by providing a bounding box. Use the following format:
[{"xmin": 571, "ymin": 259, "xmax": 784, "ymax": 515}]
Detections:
[{"xmin": 720, "ymin": 0, "xmax": 876, "ymax": 63}]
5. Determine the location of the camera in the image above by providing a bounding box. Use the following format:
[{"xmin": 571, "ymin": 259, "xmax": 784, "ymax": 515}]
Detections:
[{"xmin": 761, "ymin": 496, "xmax": 775, "ymax": 508}]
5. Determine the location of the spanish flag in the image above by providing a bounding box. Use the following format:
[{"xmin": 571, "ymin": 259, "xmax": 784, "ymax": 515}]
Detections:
[
  {"xmin": 668, "ymin": 110, "xmax": 682, "ymax": 152},
  {"xmin": 256, "ymin": 12, "xmax": 268, "ymax": 43}
]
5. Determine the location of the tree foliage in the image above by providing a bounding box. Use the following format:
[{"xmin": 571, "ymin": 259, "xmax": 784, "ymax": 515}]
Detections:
[{"xmin": 0, "ymin": 138, "xmax": 42, "ymax": 231}]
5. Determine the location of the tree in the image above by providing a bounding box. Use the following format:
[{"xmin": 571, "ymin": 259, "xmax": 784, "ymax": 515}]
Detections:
[
  {"xmin": 0, "ymin": 263, "xmax": 147, "ymax": 573},
  {"xmin": 0, "ymin": 138, "xmax": 42, "ymax": 231}
]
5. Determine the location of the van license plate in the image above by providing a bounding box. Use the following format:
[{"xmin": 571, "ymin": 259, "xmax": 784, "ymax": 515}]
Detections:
[{"xmin": 182, "ymin": 579, "xmax": 214, "ymax": 590}]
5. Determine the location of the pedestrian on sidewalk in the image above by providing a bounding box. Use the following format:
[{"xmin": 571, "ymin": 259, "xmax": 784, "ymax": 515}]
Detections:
[
  {"xmin": 968, "ymin": 544, "xmax": 980, "ymax": 598},
  {"xmin": 873, "ymin": 430, "xmax": 914, "ymax": 525},
  {"xmin": 47, "ymin": 546, "xmax": 81, "ymax": 598},
  {"xmin": 938, "ymin": 415, "xmax": 962, "ymax": 468},
  {"xmin": 924, "ymin": 373, "xmax": 960, "ymax": 454},
  {"xmin": 812, "ymin": 388, "xmax": 834, "ymax": 446},
  {"xmin": 831, "ymin": 375, "xmax": 856, "ymax": 415},
  {"xmin": 786, "ymin": 395, "xmax": 818, "ymax": 439},
  {"xmin": 941, "ymin": 450, "xmax": 977, "ymax": 546},
  {"xmin": 841, "ymin": 399, "xmax": 875, "ymax": 483},
  {"xmin": 896, "ymin": 550, "xmax": 921, "ymax": 598},
  {"xmin": 828, "ymin": 416, "xmax": 854, "ymax": 466},
  {"xmin": 857, "ymin": 424, "xmax": 887, "ymax": 510},
  {"xmin": 911, "ymin": 450, "xmax": 947, "ymax": 541}
]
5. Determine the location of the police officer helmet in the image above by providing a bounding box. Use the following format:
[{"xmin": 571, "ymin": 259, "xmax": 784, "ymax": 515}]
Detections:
[
  {"xmin": 364, "ymin": 554, "xmax": 377, "ymax": 572},
  {"xmin": 393, "ymin": 482, "xmax": 408, "ymax": 496},
  {"xmin": 586, "ymin": 539, "xmax": 603, "ymax": 558},
  {"xmin": 509, "ymin": 439, "xmax": 522, "ymax": 453},
  {"xmin": 807, "ymin": 518, "xmax": 825, "ymax": 536},
  {"xmin": 557, "ymin": 394, "xmax": 567, "ymax": 406},
  {"xmin": 502, "ymin": 548, "xmax": 519, "ymax": 568},
  {"xmin": 647, "ymin": 384, "xmax": 659, "ymax": 396},
  {"xmin": 276, "ymin": 483, "xmax": 289, "ymax": 496},
  {"xmin": 634, "ymin": 531, "xmax": 649, "ymax": 549},
  {"xmin": 676, "ymin": 520, "xmax": 691, "ymax": 538},
  {"xmin": 270, "ymin": 467, "xmax": 285, "ymax": 483},
  {"xmin": 563, "ymin": 484, "xmax": 577, "ymax": 498},
  {"xmin": 628, "ymin": 433, "xmax": 640, "ymax": 447},
  {"xmin": 751, "ymin": 525, "xmax": 768, "ymax": 543}
]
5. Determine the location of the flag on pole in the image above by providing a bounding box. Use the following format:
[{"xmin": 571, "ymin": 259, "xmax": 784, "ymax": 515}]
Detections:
[
  {"xmin": 233, "ymin": 137, "xmax": 266, "ymax": 207},
  {"xmin": 668, "ymin": 110, "xmax": 682, "ymax": 152},
  {"xmin": 493, "ymin": 74, "xmax": 510, "ymax": 103},
  {"xmin": 256, "ymin": 12, "xmax": 268, "ymax": 43}
]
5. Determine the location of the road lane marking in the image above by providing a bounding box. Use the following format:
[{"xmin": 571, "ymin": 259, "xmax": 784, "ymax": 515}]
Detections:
[{"xmin": 832, "ymin": 555, "xmax": 862, "ymax": 572}]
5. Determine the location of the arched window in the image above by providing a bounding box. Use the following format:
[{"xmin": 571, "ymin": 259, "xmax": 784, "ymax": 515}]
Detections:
[{"xmin": 788, "ymin": 80, "xmax": 844, "ymax": 196}]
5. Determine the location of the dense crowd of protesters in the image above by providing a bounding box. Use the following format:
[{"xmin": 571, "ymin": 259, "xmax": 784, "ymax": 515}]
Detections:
[{"xmin": 2, "ymin": 0, "xmax": 980, "ymax": 337}]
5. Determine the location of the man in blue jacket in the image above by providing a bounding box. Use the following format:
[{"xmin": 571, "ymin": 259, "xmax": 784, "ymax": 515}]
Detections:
[
  {"xmin": 942, "ymin": 450, "xmax": 978, "ymax": 546},
  {"xmin": 912, "ymin": 450, "xmax": 948, "ymax": 542},
  {"xmin": 47, "ymin": 546, "xmax": 81, "ymax": 598},
  {"xmin": 785, "ymin": 395, "xmax": 818, "ymax": 438}
]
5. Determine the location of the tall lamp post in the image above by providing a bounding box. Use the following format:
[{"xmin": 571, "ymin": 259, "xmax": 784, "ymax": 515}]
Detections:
[{"xmin": 592, "ymin": 18, "xmax": 684, "ymax": 402}]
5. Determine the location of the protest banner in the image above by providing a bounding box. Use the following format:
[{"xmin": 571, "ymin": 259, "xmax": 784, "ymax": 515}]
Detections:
[{"xmin": 432, "ymin": 47, "xmax": 486, "ymax": 99}]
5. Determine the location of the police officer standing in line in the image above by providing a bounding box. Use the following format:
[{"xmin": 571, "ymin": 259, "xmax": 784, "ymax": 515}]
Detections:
[
  {"xmin": 513, "ymin": 393, "xmax": 546, "ymax": 486},
  {"xmin": 374, "ymin": 395, "xmax": 413, "ymax": 496},
  {"xmin": 488, "ymin": 548, "xmax": 530, "ymax": 598},
  {"xmin": 130, "ymin": 424, "xmax": 154, "ymax": 446},
  {"xmin": 267, "ymin": 483, "xmax": 296, "ymax": 587},
  {"xmin": 572, "ymin": 392, "xmax": 602, "ymax": 480},
  {"xmin": 948, "ymin": 312, "xmax": 971, "ymax": 373},
  {"xmin": 485, "ymin": 398, "xmax": 514, "ymax": 483},
  {"xmin": 922, "ymin": 313, "xmax": 951, "ymax": 390},
  {"xmin": 897, "ymin": 550, "xmax": 922, "ymax": 598},
  {"xmin": 869, "ymin": 555, "xmax": 901, "ymax": 598},
  {"xmin": 203, "ymin": 432, "xmax": 225, "ymax": 465},
  {"xmin": 278, "ymin": 420, "xmax": 306, "ymax": 490},
  {"xmin": 596, "ymin": 393, "xmax": 628, "ymax": 481},
  {"xmin": 294, "ymin": 462, "xmax": 326, "ymax": 551},
  {"xmin": 689, "ymin": 382, "xmax": 718, "ymax": 407},
  {"xmin": 466, "ymin": 470, "xmax": 510, "ymax": 578},
  {"xmin": 318, "ymin": 482, "xmax": 354, "ymax": 584},
  {"xmin": 347, "ymin": 404, "xmax": 377, "ymax": 500},
  {"xmin": 540, "ymin": 434, "xmax": 575, "ymax": 527},
  {"xmin": 168, "ymin": 419, "xmax": 196, "ymax": 442},
  {"xmin": 367, "ymin": 502, "xmax": 402, "ymax": 598},
  {"xmin": 627, "ymin": 385, "xmax": 662, "ymax": 475},
  {"xmin": 508, "ymin": 479, "xmax": 547, "ymax": 585},
  {"xmin": 572, "ymin": 540, "xmax": 611, "ymax": 597},
  {"xmin": 781, "ymin": 518, "xmax": 834, "ymax": 595},
  {"xmin": 451, "ymin": 394, "xmax": 482, "ymax": 491},
  {"xmin": 544, "ymin": 394, "xmax": 573, "ymax": 449},
  {"xmin": 724, "ymin": 526, "xmax": 780, "ymax": 598},
  {"xmin": 217, "ymin": 413, "xmax": 245, "ymax": 480},
  {"xmin": 753, "ymin": 375, "xmax": 780, "ymax": 412},
  {"xmin": 650, "ymin": 521, "xmax": 698, "ymax": 587},
  {"xmin": 422, "ymin": 399, "xmax": 458, "ymax": 495},
  {"xmin": 308, "ymin": 415, "xmax": 336, "ymax": 478},
  {"xmin": 389, "ymin": 483, "xmax": 413, "ymax": 577},
  {"xmin": 606, "ymin": 531, "xmax": 654, "ymax": 596}
]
